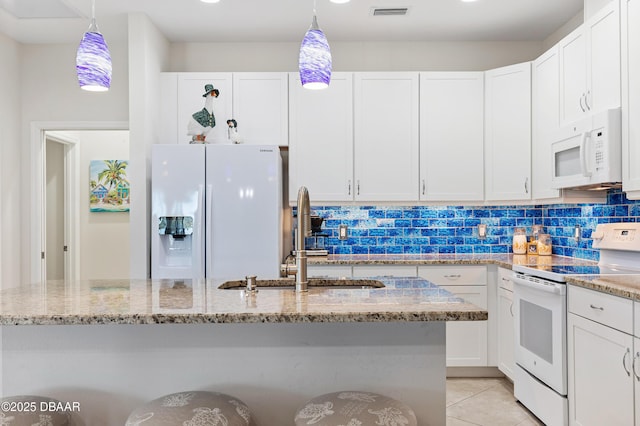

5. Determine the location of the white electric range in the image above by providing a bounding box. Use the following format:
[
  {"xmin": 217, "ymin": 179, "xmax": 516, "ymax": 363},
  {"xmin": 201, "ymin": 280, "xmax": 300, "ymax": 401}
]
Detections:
[{"xmin": 511, "ymin": 222, "xmax": 640, "ymax": 426}]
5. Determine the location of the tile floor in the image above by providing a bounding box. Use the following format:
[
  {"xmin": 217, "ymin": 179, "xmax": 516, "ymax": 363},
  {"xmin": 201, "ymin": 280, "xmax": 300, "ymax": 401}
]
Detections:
[{"xmin": 447, "ymin": 378, "xmax": 544, "ymax": 426}]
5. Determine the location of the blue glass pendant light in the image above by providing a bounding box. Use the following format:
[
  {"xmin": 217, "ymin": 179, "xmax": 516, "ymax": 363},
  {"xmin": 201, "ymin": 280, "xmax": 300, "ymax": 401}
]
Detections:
[
  {"xmin": 299, "ymin": 1, "xmax": 332, "ymax": 89},
  {"xmin": 76, "ymin": 0, "xmax": 112, "ymax": 92}
]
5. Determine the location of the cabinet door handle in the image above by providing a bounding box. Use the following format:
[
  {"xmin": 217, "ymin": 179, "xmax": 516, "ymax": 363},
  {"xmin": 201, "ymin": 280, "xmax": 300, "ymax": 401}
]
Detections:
[
  {"xmin": 524, "ymin": 177, "xmax": 529, "ymax": 194},
  {"xmin": 623, "ymin": 348, "xmax": 632, "ymax": 377},
  {"xmin": 501, "ymin": 277, "xmax": 510, "ymax": 282},
  {"xmin": 585, "ymin": 90, "xmax": 591, "ymax": 110},
  {"xmin": 444, "ymin": 274, "xmax": 462, "ymax": 279},
  {"xmin": 633, "ymin": 352, "xmax": 640, "ymax": 381},
  {"xmin": 357, "ymin": 180, "xmax": 360, "ymax": 196},
  {"xmin": 348, "ymin": 180, "xmax": 351, "ymax": 196},
  {"xmin": 589, "ymin": 304, "xmax": 604, "ymax": 311},
  {"xmin": 422, "ymin": 179, "xmax": 426, "ymax": 196},
  {"xmin": 509, "ymin": 302, "xmax": 514, "ymax": 317},
  {"xmin": 580, "ymin": 93, "xmax": 586, "ymax": 112}
]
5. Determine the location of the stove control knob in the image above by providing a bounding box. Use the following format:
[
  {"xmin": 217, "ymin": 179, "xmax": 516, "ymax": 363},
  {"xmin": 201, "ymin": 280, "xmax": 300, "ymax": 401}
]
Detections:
[{"xmin": 591, "ymin": 230, "xmax": 605, "ymax": 240}]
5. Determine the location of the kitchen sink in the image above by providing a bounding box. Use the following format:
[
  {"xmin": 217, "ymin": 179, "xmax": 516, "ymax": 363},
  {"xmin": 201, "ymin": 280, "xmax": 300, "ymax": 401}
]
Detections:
[{"xmin": 218, "ymin": 278, "xmax": 385, "ymax": 290}]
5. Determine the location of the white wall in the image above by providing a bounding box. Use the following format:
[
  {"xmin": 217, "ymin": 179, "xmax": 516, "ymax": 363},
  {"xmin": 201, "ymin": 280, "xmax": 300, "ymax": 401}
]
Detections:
[
  {"xmin": 128, "ymin": 13, "xmax": 171, "ymax": 279},
  {"xmin": 0, "ymin": 33, "xmax": 21, "ymax": 289},
  {"xmin": 170, "ymin": 40, "xmax": 545, "ymax": 73},
  {"xmin": 3, "ymin": 13, "xmax": 581, "ymax": 284},
  {"xmin": 543, "ymin": 11, "xmax": 584, "ymax": 51},
  {"xmin": 78, "ymin": 131, "xmax": 131, "ymax": 280},
  {"xmin": 19, "ymin": 42, "xmax": 129, "ymax": 285}
]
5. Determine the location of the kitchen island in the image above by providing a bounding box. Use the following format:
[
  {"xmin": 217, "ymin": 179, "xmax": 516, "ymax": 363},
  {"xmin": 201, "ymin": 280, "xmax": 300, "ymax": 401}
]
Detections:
[{"xmin": 0, "ymin": 276, "xmax": 486, "ymax": 425}]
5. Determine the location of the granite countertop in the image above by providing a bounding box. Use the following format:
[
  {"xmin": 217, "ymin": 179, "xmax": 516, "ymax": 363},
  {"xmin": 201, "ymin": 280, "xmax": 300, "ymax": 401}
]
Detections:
[
  {"xmin": 307, "ymin": 253, "xmax": 596, "ymax": 269},
  {"xmin": 308, "ymin": 252, "xmax": 640, "ymax": 302},
  {"xmin": 567, "ymin": 275, "xmax": 640, "ymax": 300},
  {"xmin": 310, "ymin": 253, "xmax": 640, "ymax": 301},
  {"xmin": 0, "ymin": 276, "xmax": 487, "ymax": 326},
  {"xmin": 6, "ymin": 253, "xmax": 639, "ymax": 325}
]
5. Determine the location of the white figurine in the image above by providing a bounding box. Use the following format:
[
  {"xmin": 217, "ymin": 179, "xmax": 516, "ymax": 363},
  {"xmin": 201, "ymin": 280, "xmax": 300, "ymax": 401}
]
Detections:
[
  {"xmin": 227, "ymin": 119, "xmax": 243, "ymax": 144},
  {"xmin": 187, "ymin": 84, "xmax": 219, "ymax": 143}
]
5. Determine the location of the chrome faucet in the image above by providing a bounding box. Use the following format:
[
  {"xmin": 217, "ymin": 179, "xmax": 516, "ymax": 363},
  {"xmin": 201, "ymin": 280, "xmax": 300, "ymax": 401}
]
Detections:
[{"xmin": 281, "ymin": 186, "xmax": 311, "ymax": 292}]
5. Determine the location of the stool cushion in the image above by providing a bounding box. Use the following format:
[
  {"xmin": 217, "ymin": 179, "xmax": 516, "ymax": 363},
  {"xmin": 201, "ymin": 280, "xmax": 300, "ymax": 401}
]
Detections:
[
  {"xmin": 0, "ymin": 395, "xmax": 70, "ymax": 426},
  {"xmin": 295, "ymin": 391, "xmax": 417, "ymax": 426},
  {"xmin": 125, "ymin": 391, "xmax": 251, "ymax": 426}
]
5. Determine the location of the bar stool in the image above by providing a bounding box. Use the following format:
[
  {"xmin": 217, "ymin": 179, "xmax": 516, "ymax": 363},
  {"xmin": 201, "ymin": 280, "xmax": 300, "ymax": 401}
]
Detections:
[
  {"xmin": 125, "ymin": 391, "xmax": 252, "ymax": 426},
  {"xmin": 294, "ymin": 391, "xmax": 417, "ymax": 426},
  {"xmin": 0, "ymin": 395, "xmax": 70, "ymax": 426}
]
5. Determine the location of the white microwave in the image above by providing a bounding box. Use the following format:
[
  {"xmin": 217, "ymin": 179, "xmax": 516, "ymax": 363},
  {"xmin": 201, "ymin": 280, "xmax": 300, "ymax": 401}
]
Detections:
[{"xmin": 551, "ymin": 108, "xmax": 621, "ymax": 190}]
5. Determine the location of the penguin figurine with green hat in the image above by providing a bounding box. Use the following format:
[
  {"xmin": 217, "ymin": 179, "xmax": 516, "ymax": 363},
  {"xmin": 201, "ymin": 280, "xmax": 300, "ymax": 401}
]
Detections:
[{"xmin": 188, "ymin": 84, "xmax": 219, "ymax": 143}]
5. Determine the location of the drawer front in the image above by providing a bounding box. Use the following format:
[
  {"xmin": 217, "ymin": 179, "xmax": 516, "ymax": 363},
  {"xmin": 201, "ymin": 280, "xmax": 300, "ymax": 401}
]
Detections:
[
  {"xmin": 352, "ymin": 265, "xmax": 417, "ymax": 278},
  {"xmin": 418, "ymin": 265, "xmax": 487, "ymax": 286},
  {"xmin": 307, "ymin": 265, "xmax": 352, "ymax": 279},
  {"xmin": 568, "ymin": 285, "xmax": 633, "ymax": 334},
  {"xmin": 497, "ymin": 267, "xmax": 514, "ymax": 291}
]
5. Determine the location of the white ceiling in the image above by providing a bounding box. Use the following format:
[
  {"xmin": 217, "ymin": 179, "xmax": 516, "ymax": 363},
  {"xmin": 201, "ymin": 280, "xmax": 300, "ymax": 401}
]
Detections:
[{"xmin": 0, "ymin": 0, "xmax": 584, "ymax": 45}]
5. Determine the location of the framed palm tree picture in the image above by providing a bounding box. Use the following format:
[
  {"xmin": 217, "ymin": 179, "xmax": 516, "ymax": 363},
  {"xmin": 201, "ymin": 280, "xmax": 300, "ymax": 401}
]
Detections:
[{"xmin": 89, "ymin": 160, "xmax": 130, "ymax": 212}]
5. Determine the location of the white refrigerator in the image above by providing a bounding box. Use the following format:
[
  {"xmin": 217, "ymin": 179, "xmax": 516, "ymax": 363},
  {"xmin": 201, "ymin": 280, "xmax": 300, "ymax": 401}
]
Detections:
[{"xmin": 151, "ymin": 144, "xmax": 283, "ymax": 280}]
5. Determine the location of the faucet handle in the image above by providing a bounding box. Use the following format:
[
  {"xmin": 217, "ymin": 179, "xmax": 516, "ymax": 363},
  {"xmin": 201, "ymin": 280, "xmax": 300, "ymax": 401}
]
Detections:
[{"xmin": 245, "ymin": 275, "xmax": 258, "ymax": 292}]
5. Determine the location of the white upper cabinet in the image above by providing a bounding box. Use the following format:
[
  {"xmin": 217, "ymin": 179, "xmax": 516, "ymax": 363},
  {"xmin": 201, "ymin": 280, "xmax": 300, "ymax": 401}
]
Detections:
[
  {"xmin": 531, "ymin": 45, "xmax": 606, "ymax": 204},
  {"xmin": 559, "ymin": 0, "xmax": 621, "ymax": 126},
  {"xmin": 288, "ymin": 72, "xmax": 354, "ymax": 203},
  {"xmin": 532, "ymin": 46, "xmax": 562, "ymax": 200},
  {"xmin": 159, "ymin": 72, "xmax": 288, "ymax": 146},
  {"xmin": 232, "ymin": 73, "xmax": 289, "ymax": 146},
  {"xmin": 622, "ymin": 0, "xmax": 640, "ymax": 198},
  {"xmin": 419, "ymin": 72, "xmax": 484, "ymax": 202},
  {"xmin": 159, "ymin": 72, "xmax": 233, "ymax": 145},
  {"xmin": 354, "ymin": 72, "xmax": 420, "ymax": 202},
  {"xmin": 176, "ymin": 73, "xmax": 233, "ymax": 145},
  {"xmin": 484, "ymin": 62, "xmax": 532, "ymax": 202}
]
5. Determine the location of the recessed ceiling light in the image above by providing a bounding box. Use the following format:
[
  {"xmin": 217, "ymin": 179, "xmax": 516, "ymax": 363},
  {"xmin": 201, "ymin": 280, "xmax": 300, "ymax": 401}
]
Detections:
[
  {"xmin": 461, "ymin": 0, "xmax": 479, "ymax": 2},
  {"xmin": 330, "ymin": 0, "xmax": 351, "ymax": 3},
  {"xmin": 200, "ymin": 0, "xmax": 221, "ymax": 3}
]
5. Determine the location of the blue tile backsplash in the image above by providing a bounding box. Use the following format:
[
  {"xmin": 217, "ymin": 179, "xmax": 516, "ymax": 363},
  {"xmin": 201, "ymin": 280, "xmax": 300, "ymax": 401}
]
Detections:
[{"xmin": 304, "ymin": 190, "xmax": 640, "ymax": 261}]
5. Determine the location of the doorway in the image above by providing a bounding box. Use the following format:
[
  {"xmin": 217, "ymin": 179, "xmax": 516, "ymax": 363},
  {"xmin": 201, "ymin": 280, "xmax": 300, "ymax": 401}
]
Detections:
[
  {"xmin": 31, "ymin": 122, "xmax": 129, "ymax": 284},
  {"xmin": 45, "ymin": 137, "xmax": 69, "ymax": 280},
  {"xmin": 43, "ymin": 131, "xmax": 81, "ymax": 282}
]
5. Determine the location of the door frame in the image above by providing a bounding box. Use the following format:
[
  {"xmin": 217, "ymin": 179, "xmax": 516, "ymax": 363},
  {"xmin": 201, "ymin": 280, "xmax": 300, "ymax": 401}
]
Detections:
[{"xmin": 30, "ymin": 121, "xmax": 128, "ymax": 284}]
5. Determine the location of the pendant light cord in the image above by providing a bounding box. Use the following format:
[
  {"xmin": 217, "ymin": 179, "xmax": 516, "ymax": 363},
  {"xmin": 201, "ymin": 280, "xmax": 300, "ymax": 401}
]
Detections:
[
  {"xmin": 313, "ymin": 0, "xmax": 317, "ymax": 16},
  {"xmin": 88, "ymin": 0, "xmax": 98, "ymax": 32}
]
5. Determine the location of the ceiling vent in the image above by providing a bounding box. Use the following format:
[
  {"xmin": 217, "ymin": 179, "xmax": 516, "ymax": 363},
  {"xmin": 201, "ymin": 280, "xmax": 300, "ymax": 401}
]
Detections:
[{"xmin": 371, "ymin": 7, "xmax": 409, "ymax": 16}]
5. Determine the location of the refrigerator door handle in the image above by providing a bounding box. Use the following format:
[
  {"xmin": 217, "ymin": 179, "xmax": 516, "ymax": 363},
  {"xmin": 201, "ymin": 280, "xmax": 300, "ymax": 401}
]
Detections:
[
  {"xmin": 194, "ymin": 184, "xmax": 205, "ymax": 279},
  {"xmin": 205, "ymin": 183, "xmax": 213, "ymax": 278}
]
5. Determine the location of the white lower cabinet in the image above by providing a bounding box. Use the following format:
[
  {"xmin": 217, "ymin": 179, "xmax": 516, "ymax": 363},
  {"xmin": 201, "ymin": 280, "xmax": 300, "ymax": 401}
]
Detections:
[
  {"xmin": 497, "ymin": 268, "xmax": 515, "ymax": 380},
  {"xmin": 568, "ymin": 285, "xmax": 635, "ymax": 426},
  {"xmin": 307, "ymin": 265, "xmax": 418, "ymax": 279},
  {"xmin": 352, "ymin": 265, "xmax": 417, "ymax": 278},
  {"xmin": 418, "ymin": 266, "xmax": 488, "ymax": 367},
  {"xmin": 307, "ymin": 265, "xmax": 353, "ymax": 279}
]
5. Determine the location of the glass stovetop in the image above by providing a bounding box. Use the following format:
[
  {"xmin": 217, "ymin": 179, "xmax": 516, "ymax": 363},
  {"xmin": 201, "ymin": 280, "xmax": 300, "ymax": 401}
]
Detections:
[
  {"xmin": 513, "ymin": 262, "xmax": 640, "ymax": 281},
  {"xmin": 546, "ymin": 264, "xmax": 636, "ymax": 275}
]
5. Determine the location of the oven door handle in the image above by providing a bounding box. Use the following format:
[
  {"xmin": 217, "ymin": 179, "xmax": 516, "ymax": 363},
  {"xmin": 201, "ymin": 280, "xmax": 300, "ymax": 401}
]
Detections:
[{"xmin": 512, "ymin": 275, "xmax": 565, "ymax": 295}]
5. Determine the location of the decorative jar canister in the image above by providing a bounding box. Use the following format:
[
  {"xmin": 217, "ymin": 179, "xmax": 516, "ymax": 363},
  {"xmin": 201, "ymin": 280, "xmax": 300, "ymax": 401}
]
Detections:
[
  {"xmin": 538, "ymin": 233, "xmax": 552, "ymax": 255},
  {"xmin": 512, "ymin": 227, "xmax": 528, "ymax": 254}
]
